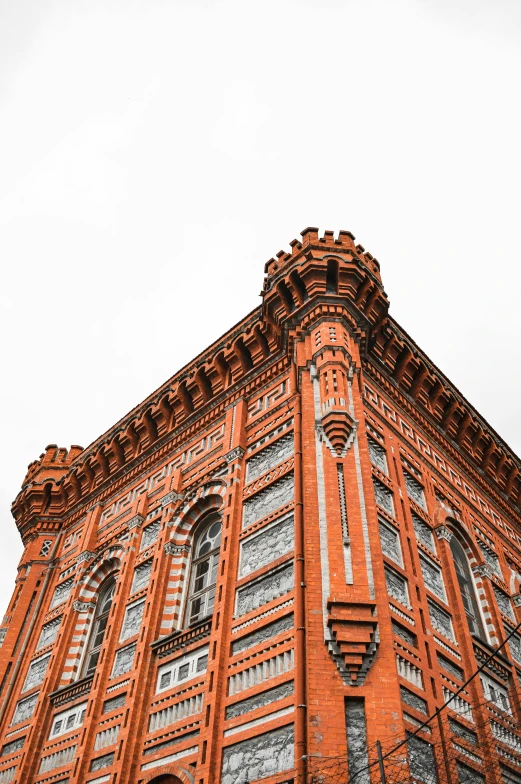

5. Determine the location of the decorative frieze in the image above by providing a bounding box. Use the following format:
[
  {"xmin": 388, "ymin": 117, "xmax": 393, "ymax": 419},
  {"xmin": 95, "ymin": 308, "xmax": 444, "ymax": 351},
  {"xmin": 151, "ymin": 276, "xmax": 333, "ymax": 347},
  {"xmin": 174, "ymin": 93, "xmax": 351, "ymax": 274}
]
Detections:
[
  {"xmin": 39, "ymin": 744, "xmax": 77, "ymax": 773},
  {"xmin": 1, "ymin": 736, "xmax": 25, "ymax": 757},
  {"xmin": 239, "ymin": 514, "xmax": 294, "ymax": 578},
  {"xmin": 148, "ymin": 693, "xmax": 204, "ymax": 732},
  {"xmin": 236, "ymin": 564, "xmax": 294, "ymax": 617},
  {"xmin": 103, "ymin": 693, "xmax": 126, "ymax": 714},
  {"xmin": 228, "ymin": 650, "xmax": 294, "ymax": 695},
  {"xmin": 438, "ymin": 654, "xmax": 464, "ymax": 682},
  {"xmin": 456, "ymin": 761, "xmax": 485, "ymax": 784},
  {"xmin": 392, "ymin": 620, "xmax": 417, "ymax": 648},
  {"xmin": 449, "ymin": 718, "xmax": 477, "ymax": 746},
  {"xmin": 428, "ymin": 601, "xmax": 455, "ymax": 642},
  {"xmin": 221, "ymin": 724, "xmax": 294, "ymax": 784},
  {"xmin": 90, "ymin": 752, "xmax": 115, "ymax": 771},
  {"xmin": 242, "ymin": 474, "xmax": 294, "ymax": 528},
  {"xmin": 478, "ymin": 541, "xmax": 502, "ymax": 578}
]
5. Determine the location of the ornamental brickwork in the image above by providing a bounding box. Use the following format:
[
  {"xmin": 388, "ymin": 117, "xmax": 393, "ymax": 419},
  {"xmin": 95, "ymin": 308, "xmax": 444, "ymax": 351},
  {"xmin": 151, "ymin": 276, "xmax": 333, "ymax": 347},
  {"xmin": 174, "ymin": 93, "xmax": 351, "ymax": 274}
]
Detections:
[{"xmin": 0, "ymin": 227, "xmax": 520, "ymax": 784}]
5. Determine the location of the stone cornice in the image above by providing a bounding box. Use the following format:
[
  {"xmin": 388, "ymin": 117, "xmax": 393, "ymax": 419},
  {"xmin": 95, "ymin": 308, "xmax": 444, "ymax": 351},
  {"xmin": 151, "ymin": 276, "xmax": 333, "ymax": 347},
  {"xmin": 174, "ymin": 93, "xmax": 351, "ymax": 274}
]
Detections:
[
  {"xmin": 362, "ymin": 361, "xmax": 521, "ymax": 533},
  {"xmin": 367, "ymin": 315, "xmax": 521, "ymax": 514}
]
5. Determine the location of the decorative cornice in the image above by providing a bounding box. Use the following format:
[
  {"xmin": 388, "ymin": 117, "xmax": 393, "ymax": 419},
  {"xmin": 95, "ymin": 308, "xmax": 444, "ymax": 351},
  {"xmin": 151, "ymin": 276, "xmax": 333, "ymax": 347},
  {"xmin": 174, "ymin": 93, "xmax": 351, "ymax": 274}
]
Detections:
[
  {"xmin": 225, "ymin": 447, "xmax": 246, "ymax": 464},
  {"xmin": 160, "ymin": 491, "xmax": 184, "ymax": 508},
  {"xmin": 164, "ymin": 542, "xmax": 190, "ymax": 557},
  {"xmin": 73, "ymin": 600, "xmax": 96, "ymax": 613},
  {"xmin": 435, "ymin": 526, "xmax": 453, "ymax": 543},
  {"xmin": 76, "ymin": 550, "xmax": 96, "ymax": 564},
  {"xmin": 473, "ymin": 563, "xmax": 494, "ymax": 580},
  {"xmin": 127, "ymin": 514, "xmax": 144, "ymax": 530}
]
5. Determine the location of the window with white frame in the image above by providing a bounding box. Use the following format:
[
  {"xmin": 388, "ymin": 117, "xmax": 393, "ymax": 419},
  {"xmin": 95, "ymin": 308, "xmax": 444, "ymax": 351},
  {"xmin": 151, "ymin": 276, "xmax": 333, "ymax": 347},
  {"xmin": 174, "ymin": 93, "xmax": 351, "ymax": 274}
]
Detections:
[
  {"xmin": 81, "ymin": 576, "xmax": 116, "ymax": 679},
  {"xmin": 49, "ymin": 702, "xmax": 88, "ymax": 739},
  {"xmin": 156, "ymin": 645, "xmax": 209, "ymax": 693},
  {"xmin": 450, "ymin": 538, "xmax": 486, "ymax": 641},
  {"xmin": 185, "ymin": 515, "xmax": 222, "ymax": 626},
  {"xmin": 480, "ymin": 673, "xmax": 511, "ymax": 715}
]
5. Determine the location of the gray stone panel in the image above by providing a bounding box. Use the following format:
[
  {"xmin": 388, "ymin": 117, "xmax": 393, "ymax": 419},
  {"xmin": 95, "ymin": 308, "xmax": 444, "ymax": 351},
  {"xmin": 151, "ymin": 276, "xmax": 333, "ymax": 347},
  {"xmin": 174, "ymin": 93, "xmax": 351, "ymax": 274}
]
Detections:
[
  {"xmin": 379, "ymin": 520, "xmax": 401, "ymax": 564},
  {"xmin": 420, "ymin": 556, "xmax": 446, "ymax": 602},
  {"xmin": 385, "ymin": 567, "xmax": 409, "ymax": 607},
  {"xmin": 243, "ymin": 475, "xmax": 294, "ymax": 529},
  {"xmin": 246, "ymin": 433, "xmax": 294, "ymax": 483},
  {"xmin": 111, "ymin": 644, "xmax": 136, "ymax": 678},
  {"xmin": 225, "ymin": 681, "xmax": 294, "ymax": 720},
  {"xmin": 392, "ymin": 621, "xmax": 417, "ymax": 648},
  {"xmin": 11, "ymin": 693, "xmax": 38, "ymax": 725},
  {"xmin": 368, "ymin": 437, "xmax": 388, "ymax": 474},
  {"xmin": 412, "ymin": 513, "xmax": 435, "ymax": 552},
  {"xmin": 22, "ymin": 655, "xmax": 50, "ymax": 692},
  {"xmin": 239, "ymin": 515, "xmax": 294, "ymax": 577},
  {"xmin": 428, "ymin": 601, "xmax": 454, "ymax": 642},
  {"xmin": 437, "ymin": 654, "xmax": 463, "ymax": 681},
  {"xmin": 407, "ymin": 733, "xmax": 437, "ymax": 784},
  {"xmin": 131, "ymin": 560, "xmax": 152, "ymax": 594},
  {"xmin": 221, "ymin": 724, "xmax": 294, "ymax": 784},
  {"xmin": 493, "ymin": 586, "xmax": 514, "ymax": 621},
  {"xmin": 372, "ymin": 478, "xmax": 394, "ymax": 516},
  {"xmin": 456, "ymin": 761, "xmax": 485, "ymax": 784},
  {"xmin": 36, "ymin": 617, "xmax": 62, "ymax": 651},
  {"xmin": 141, "ymin": 520, "xmax": 161, "ymax": 550},
  {"xmin": 345, "ymin": 699, "xmax": 370, "ymax": 784},
  {"xmin": 120, "ymin": 601, "xmax": 144, "ymax": 642},
  {"xmin": 232, "ymin": 614, "xmax": 294, "ymax": 655},
  {"xmin": 403, "ymin": 471, "xmax": 426, "ymax": 509},
  {"xmin": 236, "ymin": 564, "xmax": 294, "ymax": 617},
  {"xmin": 449, "ymin": 718, "xmax": 477, "ymax": 746},
  {"xmin": 400, "ymin": 686, "xmax": 427, "ymax": 714}
]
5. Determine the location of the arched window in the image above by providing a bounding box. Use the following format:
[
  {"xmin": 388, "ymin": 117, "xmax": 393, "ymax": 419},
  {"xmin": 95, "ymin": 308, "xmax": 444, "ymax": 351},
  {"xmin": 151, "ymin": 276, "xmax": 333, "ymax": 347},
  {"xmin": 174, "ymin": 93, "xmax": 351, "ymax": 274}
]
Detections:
[
  {"xmin": 450, "ymin": 538, "xmax": 486, "ymax": 640},
  {"xmin": 185, "ymin": 515, "xmax": 222, "ymax": 626},
  {"xmin": 82, "ymin": 576, "xmax": 116, "ymax": 678}
]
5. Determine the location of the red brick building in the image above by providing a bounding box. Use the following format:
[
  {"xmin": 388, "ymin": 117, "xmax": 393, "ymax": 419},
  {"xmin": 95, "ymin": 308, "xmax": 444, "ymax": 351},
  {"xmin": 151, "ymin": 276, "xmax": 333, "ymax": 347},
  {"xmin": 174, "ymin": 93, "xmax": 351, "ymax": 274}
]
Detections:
[{"xmin": 1, "ymin": 227, "xmax": 521, "ymax": 784}]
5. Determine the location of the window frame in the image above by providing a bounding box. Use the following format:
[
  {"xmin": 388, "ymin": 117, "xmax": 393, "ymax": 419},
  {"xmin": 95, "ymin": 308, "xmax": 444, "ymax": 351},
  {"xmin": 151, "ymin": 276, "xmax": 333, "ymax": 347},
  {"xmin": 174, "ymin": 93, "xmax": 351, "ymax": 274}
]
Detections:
[
  {"xmin": 81, "ymin": 576, "xmax": 116, "ymax": 680},
  {"xmin": 450, "ymin": 537, "xmax": 487, "ymax": 642},
  {"xmin": 184, "ymin": 514, "xmax": 222, "ymax": 627}
]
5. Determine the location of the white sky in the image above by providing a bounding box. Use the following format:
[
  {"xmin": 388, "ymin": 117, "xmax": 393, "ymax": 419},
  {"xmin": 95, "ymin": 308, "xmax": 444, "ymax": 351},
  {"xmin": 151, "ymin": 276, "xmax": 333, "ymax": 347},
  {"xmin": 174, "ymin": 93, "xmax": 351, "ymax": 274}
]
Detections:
[{"xmin": 1, "ymin": 0, "xmax": 520, "ymax": 617}]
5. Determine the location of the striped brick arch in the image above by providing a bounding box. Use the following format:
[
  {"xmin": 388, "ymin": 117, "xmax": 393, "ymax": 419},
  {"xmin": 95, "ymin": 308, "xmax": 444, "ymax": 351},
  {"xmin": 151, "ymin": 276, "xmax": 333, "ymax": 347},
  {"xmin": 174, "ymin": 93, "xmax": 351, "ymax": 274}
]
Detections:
[
  {"xmin": 140, "ymin": 761, "xmax": 196, "ymax": 784},
  {"xmin": 60, "ymin": 548, "xmax": 123, "ymax": 685},
  {"xmin": 159, "ymin": 482, "xmax": 227, "ymax": 636}
]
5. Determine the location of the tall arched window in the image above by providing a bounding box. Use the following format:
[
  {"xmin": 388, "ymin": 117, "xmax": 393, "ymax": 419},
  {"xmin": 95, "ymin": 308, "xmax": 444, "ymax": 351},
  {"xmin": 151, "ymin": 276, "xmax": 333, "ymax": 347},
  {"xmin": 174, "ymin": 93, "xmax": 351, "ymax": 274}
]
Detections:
[
  {"xmin": 82, "ymin": 576, "xmax": 116, "ymax": 678},
  {"xmin": 185, "ymin": 515, "xmax": 222, "ymax": 626},
  {"xmin": 450, "ymin": 538, "xmax": 486, "ymax": 640}
]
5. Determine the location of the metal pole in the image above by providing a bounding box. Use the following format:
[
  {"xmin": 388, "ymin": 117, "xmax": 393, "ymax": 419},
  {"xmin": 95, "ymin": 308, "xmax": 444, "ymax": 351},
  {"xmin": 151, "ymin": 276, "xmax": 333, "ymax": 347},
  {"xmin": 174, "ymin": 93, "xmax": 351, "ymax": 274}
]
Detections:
[{"xmin": 377, "ymin": 741, "xmax": 387, "ymax": 784}]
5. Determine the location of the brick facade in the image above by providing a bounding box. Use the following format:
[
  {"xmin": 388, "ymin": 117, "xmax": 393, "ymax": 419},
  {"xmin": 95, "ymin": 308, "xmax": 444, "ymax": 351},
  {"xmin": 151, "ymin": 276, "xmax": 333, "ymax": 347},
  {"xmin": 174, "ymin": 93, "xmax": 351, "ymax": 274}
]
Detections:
[{"xmin": 0, "ymin": 227, "xmax": 520, "ymax": 784}]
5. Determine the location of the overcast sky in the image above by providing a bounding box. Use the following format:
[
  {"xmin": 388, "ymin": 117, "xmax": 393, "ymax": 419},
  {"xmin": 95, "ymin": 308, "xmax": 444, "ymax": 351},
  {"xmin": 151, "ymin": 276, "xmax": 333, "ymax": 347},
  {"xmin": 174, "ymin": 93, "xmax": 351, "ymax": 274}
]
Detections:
[{"xmin": 1, "ymin": 0, "xmax": 520, "ymax": 617}]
